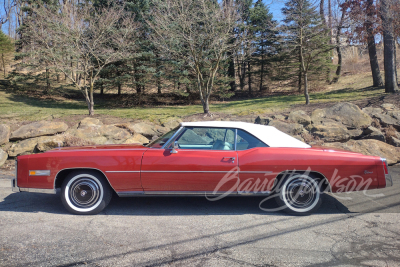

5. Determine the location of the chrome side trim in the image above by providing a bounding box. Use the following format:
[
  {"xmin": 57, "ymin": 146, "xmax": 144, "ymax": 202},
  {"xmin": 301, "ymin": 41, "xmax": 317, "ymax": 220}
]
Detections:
[
  {"xmin": 105, "ymin": 171, "xmax": 140, "ymax": 173},
  {"xmin": 19, "ymin": 188, "xmax": 56, "ymax": 194},
  {"xmin": 240, "ymin": 171, "xmax": 273, "ymax": 174},
  {"xmin": 140, "ymin": 170, "xmax": 272, "ymax": 174},
  {"xmin": 141, "ymin": 170, "xmax": 236, "ymax": 173},
  {"xmin": 117, "ymin": 191, "xmax": 272, "ymax": 197},
  {"xmin": 29, "ymin": 170, "xmax": 50, "ymax": 176},
  {"xmin": 117, "ymin": 191, "xmax": 145, "ymax": 197},
  {"xmin": 238, "ymin": 191, "xmax": 271, "ymax": 196}
]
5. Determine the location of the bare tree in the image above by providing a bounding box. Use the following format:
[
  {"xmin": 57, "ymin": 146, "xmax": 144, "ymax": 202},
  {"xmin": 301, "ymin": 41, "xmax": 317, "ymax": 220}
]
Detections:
[
  {"xmin": 0, "ymin": 0, "xmax": 17, "ymax": 32},
  {"xmin": 147, "ymin": 0, "xmax": 240, "ymax": 114},
  {"xmin": 23, "ymin": 1, "xmax": 138, "ymax": 115},
  {"xmin": 381, "ymin": 0, "xmax": 399, "ymax": 92}
]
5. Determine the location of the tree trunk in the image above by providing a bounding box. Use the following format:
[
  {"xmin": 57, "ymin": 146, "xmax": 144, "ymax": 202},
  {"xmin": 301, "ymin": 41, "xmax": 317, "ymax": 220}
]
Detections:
[
  {"xmin": 202, "ymin": 97, "xmax": 210, "ymax": 114},
  {"xmin": 89, "ymin": 83, "xmax": 94, "ymax": 116},
  {"xmin": 1, "ymin": 54, "xmax": 5, "ymax": 77},
  {"xmin": 157, "ymin": 76, "xmax": 161, "ymax": 94},
  {"xmin": 304, "ymin": 72, "xmax": 310, "ymax": 105},
  {"xmin": 239, "ymin": 60, "xmax": 246, "ymax": 90},
  {"xmin": 227, "ymin": 52, "xmax": 236, "ymax": 91},
  {"xmin": 45, "ymin": 67, "xmax": 50, "ymax": 93},
  {"xmin": 118, "ymin": 83, "xmax": 121, "ymax": 95},
  {"xmin": 298, "ymin": 51, "xmax": 302, "ymax": 92},
  {"xmin": 366, "ymin": 0, "xmax": 384, "ymax": 87},
  {"xmin": 100, "ymin": 84, "xmax": 104, "ymax": 95},
  {"xmin": 260, "ymin": 52, "xmax": 265, "ymax": 91},
  {"xmin": 395, "ymin": 44, "xmax": 398, "ymax": 84},
  {"xmin": 381, "ymin": 0, "xmax": 399, "ymax": 93},
  {"xmin": 247, "ymin": 61, "xmax": 252, "ymax": 94}
]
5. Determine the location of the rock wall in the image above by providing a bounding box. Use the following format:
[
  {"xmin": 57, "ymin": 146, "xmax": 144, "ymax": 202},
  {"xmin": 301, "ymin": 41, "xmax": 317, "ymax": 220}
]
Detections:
[{"xmin": 1, "ymin": 102, "xmax": 400, "ymax": 166}]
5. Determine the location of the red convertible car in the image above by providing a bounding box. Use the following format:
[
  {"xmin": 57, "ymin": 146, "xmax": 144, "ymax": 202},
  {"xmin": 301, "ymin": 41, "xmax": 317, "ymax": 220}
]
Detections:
[{"xmin": 12, "ymin": 121, "xmax": 393, "ymax": 215}]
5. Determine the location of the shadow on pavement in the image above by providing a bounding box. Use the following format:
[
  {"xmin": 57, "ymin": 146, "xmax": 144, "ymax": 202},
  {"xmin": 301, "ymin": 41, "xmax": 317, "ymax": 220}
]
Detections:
[{"xmin": 0, "ymin": 191, "xmax": 351, "ymax": 216}]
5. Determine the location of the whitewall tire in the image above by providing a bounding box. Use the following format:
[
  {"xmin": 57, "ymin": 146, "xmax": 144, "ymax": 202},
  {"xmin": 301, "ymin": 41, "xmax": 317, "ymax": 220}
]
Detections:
[
  {"xmin": 275, "ymin": 174, "xmax": 322, "ymax": 215},
  {"xmin": 61, "ymin": 171, "xmax": 112, "ymax": 215}
]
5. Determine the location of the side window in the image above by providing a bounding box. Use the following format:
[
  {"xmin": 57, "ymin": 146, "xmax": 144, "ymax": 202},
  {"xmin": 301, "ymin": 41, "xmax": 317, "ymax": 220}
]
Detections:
[
  {"xmin": 236, "ymin": 129, "xmax": 268, "ymax": 150},
  {"xmin": 174, "ymin": 127, "xmax": 235, "ymax": 150}
]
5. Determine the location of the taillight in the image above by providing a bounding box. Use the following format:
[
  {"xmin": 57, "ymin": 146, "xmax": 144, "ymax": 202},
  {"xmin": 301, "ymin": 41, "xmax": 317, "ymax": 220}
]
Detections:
[{"xmin": 381, "ymin": 158, "xmax": 389, "ymax": 175}]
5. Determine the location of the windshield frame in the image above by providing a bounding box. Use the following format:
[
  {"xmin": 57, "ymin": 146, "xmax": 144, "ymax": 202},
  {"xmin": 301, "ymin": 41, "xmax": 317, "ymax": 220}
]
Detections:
[{"xmin": 146, "ymin": 126, "xmax": 182, "ymax": 148}]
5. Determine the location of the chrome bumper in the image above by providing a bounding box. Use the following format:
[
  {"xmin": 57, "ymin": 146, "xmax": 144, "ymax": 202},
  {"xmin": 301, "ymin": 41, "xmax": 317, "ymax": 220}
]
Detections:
[
  {"xmin": 11, "ymin": 178, "xmax": 20, "ymax": 192},
  {"xmin": 11, "ymin": 178, "xmax": 56, "ymax": 194},
  {"xmin": 385, "ymin": 174, "xmax": 393, "ymax": 188}
]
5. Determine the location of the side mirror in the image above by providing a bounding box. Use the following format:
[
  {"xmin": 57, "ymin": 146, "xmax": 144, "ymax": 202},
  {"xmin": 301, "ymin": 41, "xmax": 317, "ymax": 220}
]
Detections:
[{"xmin": 171, "ymin": 141, "xmax": 179, "ymax": 154}]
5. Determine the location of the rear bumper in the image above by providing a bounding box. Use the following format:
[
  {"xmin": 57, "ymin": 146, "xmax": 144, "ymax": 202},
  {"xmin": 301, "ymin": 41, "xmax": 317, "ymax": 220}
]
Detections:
[{"xmin": 385, "ymin": 174, "xmax": 393, "ymax": 188}]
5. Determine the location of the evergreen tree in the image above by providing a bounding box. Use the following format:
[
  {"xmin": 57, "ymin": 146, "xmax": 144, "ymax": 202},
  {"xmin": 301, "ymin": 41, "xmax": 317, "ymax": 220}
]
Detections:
[
  {"xmin": 281, "ymin": 0, "xmax": 333, "ymax": 104},
  {"xmin": 0, "ymin": 30, "xmax": 14, "ymax": 77},
  {"xmin": 248, "ymin": 0, "xmax": 277, "ymax": 92}
]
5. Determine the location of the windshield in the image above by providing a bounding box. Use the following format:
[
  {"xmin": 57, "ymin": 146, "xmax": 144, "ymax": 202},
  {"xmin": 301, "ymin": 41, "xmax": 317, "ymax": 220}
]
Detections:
[{"xmin": 146, "ymin": 126, "xmax": 180, "ymax": 148}]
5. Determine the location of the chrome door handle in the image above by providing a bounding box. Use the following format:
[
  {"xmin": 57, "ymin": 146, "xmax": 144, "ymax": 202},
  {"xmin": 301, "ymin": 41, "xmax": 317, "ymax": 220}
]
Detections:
[{"xmin": 223, "ymin": 157, "xmax": 235, "ymax": 163}]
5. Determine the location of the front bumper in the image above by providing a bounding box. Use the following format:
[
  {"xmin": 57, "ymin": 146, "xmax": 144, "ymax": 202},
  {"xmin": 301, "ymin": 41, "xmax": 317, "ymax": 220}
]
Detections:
[{"xmin": 11, "ymin": 178, "xmax": 20, "ymax": 192}]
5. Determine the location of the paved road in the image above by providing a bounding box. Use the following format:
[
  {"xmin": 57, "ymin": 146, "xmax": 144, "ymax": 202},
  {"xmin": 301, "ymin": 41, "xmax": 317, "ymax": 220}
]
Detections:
[{"xmin": 0, "ymin": 167, "xmax": 399, "ymax": 267}]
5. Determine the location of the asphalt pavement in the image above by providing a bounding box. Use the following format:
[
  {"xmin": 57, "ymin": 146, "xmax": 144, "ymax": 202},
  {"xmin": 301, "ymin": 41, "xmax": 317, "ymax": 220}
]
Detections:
[{"xmin": 0, "ymin": 167, "xmax": 399, "ymax": 267}]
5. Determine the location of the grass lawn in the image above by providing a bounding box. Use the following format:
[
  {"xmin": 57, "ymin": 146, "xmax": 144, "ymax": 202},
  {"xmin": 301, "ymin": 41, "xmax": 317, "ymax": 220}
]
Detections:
[{"xmin": 0, "ymin": 71, "xmax": 389, "ymax": 123}]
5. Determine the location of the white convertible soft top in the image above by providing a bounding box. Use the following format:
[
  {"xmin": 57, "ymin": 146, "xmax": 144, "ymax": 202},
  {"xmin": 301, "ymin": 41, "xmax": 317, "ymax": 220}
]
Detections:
[{"xmin": 180, "ymin": 121, "xmax": 311, "ymax": 148}]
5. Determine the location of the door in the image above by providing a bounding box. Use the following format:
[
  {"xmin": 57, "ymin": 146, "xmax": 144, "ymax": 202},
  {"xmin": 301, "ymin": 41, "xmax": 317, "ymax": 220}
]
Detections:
[{"xmin": 141, "ymin": 127, "xmax": 238, "ymax": 193}]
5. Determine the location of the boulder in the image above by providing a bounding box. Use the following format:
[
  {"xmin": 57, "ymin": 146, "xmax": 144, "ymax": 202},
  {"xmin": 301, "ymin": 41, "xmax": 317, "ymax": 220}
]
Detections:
[
  {"xmin": 99, "ymin": 125, "xmax": 131, "ymax": 142},
  {"xmin": 255, "ymin": 116, "xmax": 272, "ymax": 125},
  {"xmin": 271, "ymin": 114, "xmax": 286, "ymax": 120},
  {"xmin": 153, "ymin": 125, "xmax": 169, "ymax": 136},
  {"xmin": 312, "ymin": 102, "xmax": 372, "ymax": 129},
  {"xmin": 161, "ymin": 118, "xmax": 182, "ymax": 130},
  {"xmin": 381, "ymin": 103, "xmax": 396, "ymax": 111},
  {"xmin": 7, "ymin": 138, "xmax": 38, "ymax": 157},
  {"xmin": 348, "ymin": 129, "xmax": 363, "ymax": 139},
  {"xmin": 0, "ymin": 149, "xmax": 7, "ymax": 167},
  {"xmin": 0, "ymin": 124, "xmax": 10, "ymax": 145},
  {"xmin": 323, "ymin": 139, "xmax": 400, "ymax": 165},
  {"xmin": 10, "ymin": 121, "xmax": 69, "ymax": 140},
  {"xmin": 36, "ymin": 136, "xmax": 65, "ymax": 152},
  {"xmin": 309, "ymin": 122, "xmax": 350, "ymax": 142},
  {"xmin": 128, "ymin": 122, "xmax": 158, "ymax": 139},
  {"xmin": 387, "ymin": 111, "xmax": 400, "ymax": 121},
  {"xmin": 361, "ymin": 126, "xmax": 385, "ymax": 142},
  {"xmin": 123, "ymin": 134, "xmax": 149, "ymax": 144},
  {"xmin": 66, "ymin": 128, "xmax": 107, "ymax": 145},
  {"xmin": 362, "ymin": 107, "xmax": 384, "ymax": 117},
  {"xmin": 78, "ymin": 117, "xmax": 103, "ymax": 128},
  {"xmin": 387, "ymin": 136, "xmax": 400, "ymax": 147},
  {"xmin": 288, "ymin": 110, "xmax": 311, "ymax": 126},
  {"xmin": 268, "ymin": 121, "xmax": 304, "ymax": 136},
  {"xmin": 373, "ymin": 113, "xmax": 400, "ymax": 130}
]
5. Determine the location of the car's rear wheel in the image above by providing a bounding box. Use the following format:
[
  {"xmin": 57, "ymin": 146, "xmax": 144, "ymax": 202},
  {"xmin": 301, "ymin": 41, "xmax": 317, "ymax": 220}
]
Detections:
[
  {"xmin": 275, "ymin": 174, "xmax": 322, "ymax": 215},
  {"xmin": 61, "ymin": 171, "xmax": 112, "ymax": 215}
]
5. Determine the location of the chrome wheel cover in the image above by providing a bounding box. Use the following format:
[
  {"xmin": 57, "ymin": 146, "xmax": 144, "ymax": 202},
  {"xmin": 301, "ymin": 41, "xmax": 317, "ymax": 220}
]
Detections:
[
  {"xmin": 64, "ymin": 174, "xmax": 104, "ymax": 212},
  {"xmin": 282, "ymin": 176, "xmax": 320, "ymax": 212},
  {"xmin": 69, "ymin": 178, "xmax": 101, "ymax": 209}
]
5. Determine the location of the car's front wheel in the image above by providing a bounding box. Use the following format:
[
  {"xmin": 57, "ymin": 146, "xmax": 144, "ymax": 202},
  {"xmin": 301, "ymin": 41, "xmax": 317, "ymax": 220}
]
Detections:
[
  {"xmin": 61, "ymin": 171, "xmax": 112, "ymax": 215},
  {"xmin": 275, "ymin": 174, "xmax": 322, "ymax": 215}
]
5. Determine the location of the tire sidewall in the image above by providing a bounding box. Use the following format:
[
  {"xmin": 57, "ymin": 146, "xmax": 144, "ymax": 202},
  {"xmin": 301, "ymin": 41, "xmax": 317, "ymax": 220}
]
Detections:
[{"xmin": 61, "ymin": 172, "xmax": 109, "ymax": 215}]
